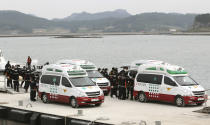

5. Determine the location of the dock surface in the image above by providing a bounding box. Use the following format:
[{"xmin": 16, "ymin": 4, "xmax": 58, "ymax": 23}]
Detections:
[{"xmin": 0, "ymin": 92, "xmax": 210, "ymax": 125}]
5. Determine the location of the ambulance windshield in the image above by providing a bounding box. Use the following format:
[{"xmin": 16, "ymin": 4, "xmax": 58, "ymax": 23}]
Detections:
[
  {"xmin": 69, "ymin": 77, "xmax": 95, "ymax": 87},
  {"xmin": 173, "ymin": 76, "xmax": 198, "ymax": 86},
  {"xmin": 87, "ymin": 70, "xmax": 103, "ymax": 78}
]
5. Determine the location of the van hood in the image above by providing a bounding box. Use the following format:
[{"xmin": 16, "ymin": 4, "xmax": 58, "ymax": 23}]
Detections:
[
  {"xmin": 181, "ymin": 85, "xmax": 205, "ymax": 92},
  {"xmin": 77, "ymin": 86, "xmax": 101, "ymax": 92},
  {"xmin": 91, "ymin": 77, "xmax": 109, "ymax": 83}
]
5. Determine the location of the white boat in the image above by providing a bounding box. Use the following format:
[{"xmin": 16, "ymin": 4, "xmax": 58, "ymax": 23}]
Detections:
[{"xmin": 0, "ymin": 49, "xmax": 6, "ymax": 72}]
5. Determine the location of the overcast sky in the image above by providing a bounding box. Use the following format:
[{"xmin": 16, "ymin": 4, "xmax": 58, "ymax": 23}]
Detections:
[{"xmin": 0, "ymin": 0, "xmax": 210, "ymax": 19}]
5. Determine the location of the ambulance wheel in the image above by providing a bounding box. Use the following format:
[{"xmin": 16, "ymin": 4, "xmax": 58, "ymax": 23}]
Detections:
[
  {"xmin": 175, "ymin": 96, "xmax": 185, "ymax": 107},
  {"xmin": 70, "ymin": 97, "xmax": 79, "ymax": 108},
  {"xmin": 95, "ymin": 103, "xmax": 102, "ymax": 107},
  {"xmin": 42, "ymin": 93, "xmax": 49, "ymax": 103},
  {"xmin": 138, "ymin": 92, "xmax": 147, "ymax": 102}
]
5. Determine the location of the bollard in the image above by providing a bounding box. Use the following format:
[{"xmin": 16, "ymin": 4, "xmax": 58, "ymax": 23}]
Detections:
[
  {"xmin": 155, "ymin": 121, "xmax": 161, "ymax": 125},
  {"xmin": 18, "ymin": 100, "xmax": 23, "ymax": 106}
]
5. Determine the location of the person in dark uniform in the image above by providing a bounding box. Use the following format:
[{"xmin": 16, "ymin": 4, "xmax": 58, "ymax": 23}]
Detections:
[
  {"xmin": 128, "ymin": 70, "xmax": 137, "ymax": 100},
  {"xmin": 103, "ymin": 68, "xmax": 109, "ymax": 79},
  {"xmin": 118, "ymin": 66, "xmax": 128, "ymax": 100},
  {"xmin": 98, "ymin": 68, "xmax": 101, "ymax": 72},
  {"xmin": 5, "ymin": 61, "xmax": 11, "ymax": 72},
  {"xmin": 129, "ymin": 77, "xmax": 134, "ymax": 100},
  {"xmin": 109, "ymin": 68, "xmax": 118, "ymax": 98},
  {"xmin": 24, "ymin": 69, "xmax": 31, "ymax": 93},
  {"xmin": 20, "ymin": 66, "xmax": 26, "ymax": 87},
  {"xmin": 30, "ymin": 75, "xmax": 37, "ymax": 101},
  {"xmin": 126, "ymin": 79, "xmax": 131, "ymax": 99},
  {"xmin": 12, "ymin": 68, "xmax": 19, "ymax": 92},
  {"xmin": 5, "ymin": 67, "xmax": 13, "ymax": 88}
]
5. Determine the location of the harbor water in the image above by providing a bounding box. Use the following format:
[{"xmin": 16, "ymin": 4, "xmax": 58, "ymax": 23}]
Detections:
[{"xmin": 0, "ymin": 35, "xmax": 210, "ymax": 94}]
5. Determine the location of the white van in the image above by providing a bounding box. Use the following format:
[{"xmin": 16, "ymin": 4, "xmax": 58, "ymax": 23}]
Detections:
[
  {"xmin": 133, "ymin": 62, "xmax": 208, "ymax": 106},
  {"xmin": 56, "ymin": 59, "xmax": 111, "ymax": 95},
  {"xmin": 38, "ymin": 64, "xmax": 104, "ymax": 108}
]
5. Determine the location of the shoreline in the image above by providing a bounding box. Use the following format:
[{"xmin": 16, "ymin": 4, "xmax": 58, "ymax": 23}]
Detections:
[{"xmin": 1, "ymin": 32, "xmax": 210, "ymax": 38}]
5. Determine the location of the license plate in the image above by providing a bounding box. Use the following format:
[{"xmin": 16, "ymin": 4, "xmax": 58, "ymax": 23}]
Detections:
[
  {"xmin": 91, "ymin": 99, "xmax": 99, "ymax": 101},
  {"xmin": 198, "ymin": 98, "xmax": 204, "ymax": 101}
]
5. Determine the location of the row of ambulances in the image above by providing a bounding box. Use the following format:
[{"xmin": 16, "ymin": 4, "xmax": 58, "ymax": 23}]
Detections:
[
  {"xmin": 130, "ymin": 60, "xmax": 208, "ymax": 107},
  {"xmin": 38, "ymin": 63, "xmax": 104, "ymax": 108},
  {"xmin": 56, "ymin": 59, "xmax": 111, "ymax": 95}
]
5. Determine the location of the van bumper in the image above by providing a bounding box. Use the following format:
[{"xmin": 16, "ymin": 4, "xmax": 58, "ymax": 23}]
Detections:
[
  {"xmin": 76, "ymin": 96, "xmax": 104, "ymax": 105},
  {"xmin": 100, "ymin": 86, "xmax": 111, "ymax": 95},
  {"xmin": 184, "ymin": 95, "xmax": 208, "ymax": 104}
]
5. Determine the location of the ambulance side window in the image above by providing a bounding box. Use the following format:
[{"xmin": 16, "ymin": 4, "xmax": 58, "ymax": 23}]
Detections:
[
  {"xmin": 53, "ymin": 76, "xmax": 61, "ymax": 86},
  {"xmin": 41, "ymin": 75, "xmax": 51, "ymax": 85},
  {"xmin": 62, "ymin": 77, "xmax": 72, "ymax": 87},
  {"xmin": 137, "ymin": 74, "xmax": 162, "ymax": 85},
  {"xmin": 41, "ymin": 75, "xmax": 60, "ymax": 86},
  {"xmin": 164, "ymin": 76, "xmax": 177, "ymax": 86}
]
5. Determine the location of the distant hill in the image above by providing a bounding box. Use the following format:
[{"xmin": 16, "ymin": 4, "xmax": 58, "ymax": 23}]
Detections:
[
  {"xmin": 0, "ymin": 10, "xmax": 197, "ymax": 34},
  {"xmin": 66, "ymin": 13, "xmax": 196, "ymax": 32},
  {"xmin": 192, "ymin": 14, "xmax": 210, "ymax": 31},
  {"xmin": 0, "ymin": 10, "xmax": 53, "ymax": 34},
  {"xmin": 54, "ymin": 9, "xmax": 131, "ymax": 21}
]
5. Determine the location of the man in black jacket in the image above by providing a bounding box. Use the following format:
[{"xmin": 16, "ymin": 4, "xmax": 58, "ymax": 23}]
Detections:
[
  {"xmin": 118, "ymin": 66, "xmax": 128, "ymax": 100},
  {"xmin": 109, "ymin": 68, "xmax": 118, "ymax": 98},
  {"xmin": 30, "ymin": 75, "xmax": 37, "ymax": 101},
  {"xmin": 12, "ymin": 68, "xmax": 19, "ymax": 92}
]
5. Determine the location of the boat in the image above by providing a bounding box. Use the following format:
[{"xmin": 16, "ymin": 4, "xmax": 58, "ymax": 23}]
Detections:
[{"xmin": 0, "ymin": 49, "xmax": 6, "ymax": 72}]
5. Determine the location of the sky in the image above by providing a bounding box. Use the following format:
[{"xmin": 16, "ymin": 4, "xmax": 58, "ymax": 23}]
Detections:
[{"xmin": 0, "ymin": 0, "xmax": 210, "ymax": 19}]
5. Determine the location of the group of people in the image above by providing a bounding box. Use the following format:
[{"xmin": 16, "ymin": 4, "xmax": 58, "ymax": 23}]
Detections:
[
  {"xmin": 3, "ymin": 56, "xmax": 137, "ymax": 101},
  {"xmin": 99, "ymin": 66, "xmax": 136, "ymax": 100},
  {"xmin": 4, "ymin": 56, "xmax": 38, "ymax": 101}
]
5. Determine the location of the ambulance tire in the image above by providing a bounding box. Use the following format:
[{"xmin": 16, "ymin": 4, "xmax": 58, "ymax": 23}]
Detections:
[
  {"xmin": 138, "ymin": 92, "xmax": 147, "ymax": 102},
  {"xmin": 70, "ymin": 97, "xmax": 79, "ymax": 108},
  {"xmin": 42, "ymin": 93, "xmax": 49, "ymax": 103},
  {"xmin": 175, "ymin": 96, "xmax": 185, "ymax": 107}
]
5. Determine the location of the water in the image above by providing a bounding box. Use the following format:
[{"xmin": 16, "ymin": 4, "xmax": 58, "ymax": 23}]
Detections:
[{"xmin": 0, "ymin": 35, "xmax": 210, "ymax": 93}]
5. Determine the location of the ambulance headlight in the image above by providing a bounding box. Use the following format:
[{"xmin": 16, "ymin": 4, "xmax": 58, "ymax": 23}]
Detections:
[
  {"xmin": 183, "ymin": 90, "xmax": 193, "ymax": 96},
  {"xmin": 79, "ymin": 91, "xmax": 86, "ymax": 97}
]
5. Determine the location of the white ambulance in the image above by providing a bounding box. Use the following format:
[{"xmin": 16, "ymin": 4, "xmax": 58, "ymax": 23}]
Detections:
[
  {"xmin": 38, "ymin": 64, "xmax": 104, "ymax": 108},
  {"xmin": 56, "ymin": 59, "xmax": 111, "ymax": 95},
  {"xmin": 133, "ymin": 62, "xmax": 208, "ymax": 107}
]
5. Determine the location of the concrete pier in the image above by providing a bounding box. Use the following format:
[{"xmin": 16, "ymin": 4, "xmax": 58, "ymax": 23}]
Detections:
[{"xmin": 0, "ymin": 92, "xmax": 210, "ymax": 125}]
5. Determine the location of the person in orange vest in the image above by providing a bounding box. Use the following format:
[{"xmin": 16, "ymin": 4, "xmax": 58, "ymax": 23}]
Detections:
[{"xmin": 27, "ymin": 56, "xmax": 32, "ymax": 69}]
